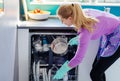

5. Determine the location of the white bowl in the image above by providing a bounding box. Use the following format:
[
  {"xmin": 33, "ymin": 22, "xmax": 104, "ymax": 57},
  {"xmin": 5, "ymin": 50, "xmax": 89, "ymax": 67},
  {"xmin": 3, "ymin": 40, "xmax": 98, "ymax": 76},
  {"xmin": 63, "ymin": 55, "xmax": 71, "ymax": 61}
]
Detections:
[{"xmin": 27, "ymin": 10, "xmax": 51, "ymax": 20}]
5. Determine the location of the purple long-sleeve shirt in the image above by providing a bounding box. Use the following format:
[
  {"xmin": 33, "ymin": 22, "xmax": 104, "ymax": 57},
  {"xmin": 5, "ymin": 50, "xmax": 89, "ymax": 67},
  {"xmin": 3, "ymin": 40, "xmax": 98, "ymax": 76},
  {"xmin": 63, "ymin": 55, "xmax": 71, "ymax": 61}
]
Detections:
[{"xmin": 68, "ymin": 9, "xmax": 120, "ymax": 68}]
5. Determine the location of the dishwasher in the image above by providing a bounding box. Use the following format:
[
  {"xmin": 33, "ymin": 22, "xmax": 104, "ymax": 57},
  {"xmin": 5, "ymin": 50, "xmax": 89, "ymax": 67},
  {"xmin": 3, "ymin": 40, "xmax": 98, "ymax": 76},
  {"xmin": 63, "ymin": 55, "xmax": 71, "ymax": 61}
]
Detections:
[{"xmin": 29, "ymin": 29, "xmax": 78, "ymax": 81}]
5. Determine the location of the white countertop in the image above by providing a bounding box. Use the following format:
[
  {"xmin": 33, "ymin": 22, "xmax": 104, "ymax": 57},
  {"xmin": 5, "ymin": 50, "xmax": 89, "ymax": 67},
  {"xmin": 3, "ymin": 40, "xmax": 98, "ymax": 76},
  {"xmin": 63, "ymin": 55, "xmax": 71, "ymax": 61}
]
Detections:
[{"xmin": 18, "ymin": 17, "xmax": 75, "ymax": 29}]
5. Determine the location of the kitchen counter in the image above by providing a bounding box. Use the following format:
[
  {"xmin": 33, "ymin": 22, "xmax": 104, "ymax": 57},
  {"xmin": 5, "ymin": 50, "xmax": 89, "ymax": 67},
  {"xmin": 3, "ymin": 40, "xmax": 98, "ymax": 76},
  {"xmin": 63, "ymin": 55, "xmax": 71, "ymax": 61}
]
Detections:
[{"xmin": 17, "ymin": 17, "xmax": 75, "ymax": 30}]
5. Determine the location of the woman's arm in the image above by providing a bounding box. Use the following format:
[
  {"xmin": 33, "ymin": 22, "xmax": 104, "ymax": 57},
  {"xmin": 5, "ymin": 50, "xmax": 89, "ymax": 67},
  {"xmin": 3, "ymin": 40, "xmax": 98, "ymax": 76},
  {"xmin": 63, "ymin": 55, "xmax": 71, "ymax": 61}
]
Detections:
[{"xmin": 68, "ymin": 28, "xmax": 92, "ymax": 68}]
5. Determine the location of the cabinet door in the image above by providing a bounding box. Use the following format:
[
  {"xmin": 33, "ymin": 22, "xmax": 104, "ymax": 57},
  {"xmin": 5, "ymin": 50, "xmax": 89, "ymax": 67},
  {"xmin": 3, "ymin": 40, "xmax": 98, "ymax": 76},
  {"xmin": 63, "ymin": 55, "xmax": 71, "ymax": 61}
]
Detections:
[
  {"xmin": 106, "ymin": 58, "xmax": 120, "ymax": 81},
  {"xmin": 18, "ymin": 29, "xmax": 30, "ymax": 81}
]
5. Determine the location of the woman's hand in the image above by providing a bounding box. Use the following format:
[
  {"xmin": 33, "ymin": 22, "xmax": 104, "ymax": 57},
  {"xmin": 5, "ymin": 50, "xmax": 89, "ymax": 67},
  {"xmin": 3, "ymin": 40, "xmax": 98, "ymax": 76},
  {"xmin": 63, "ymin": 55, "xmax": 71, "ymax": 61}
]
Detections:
[
  {"xmin": 53, "ymin": 61, "xmax": 71, "ymax": 80},
  {"xmin": 68, "ymin": 36, "xmax": 79, "ymax": 45}
]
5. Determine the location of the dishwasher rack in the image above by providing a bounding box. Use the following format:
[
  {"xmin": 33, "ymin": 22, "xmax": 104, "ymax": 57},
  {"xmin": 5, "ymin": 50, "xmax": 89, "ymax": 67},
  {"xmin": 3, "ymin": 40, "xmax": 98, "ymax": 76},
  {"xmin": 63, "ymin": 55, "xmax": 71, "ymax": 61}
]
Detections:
[{"xmin": 29, "ymin": 32, "xmax": 78, "ymax": 81}]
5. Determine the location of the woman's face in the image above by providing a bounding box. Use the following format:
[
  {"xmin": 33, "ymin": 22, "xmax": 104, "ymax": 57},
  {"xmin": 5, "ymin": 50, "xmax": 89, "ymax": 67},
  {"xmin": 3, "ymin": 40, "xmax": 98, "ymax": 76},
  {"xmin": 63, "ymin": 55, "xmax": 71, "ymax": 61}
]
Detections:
[{"xmin": 59, "ymin": 16, "xmax": 73, "ymax": 27}]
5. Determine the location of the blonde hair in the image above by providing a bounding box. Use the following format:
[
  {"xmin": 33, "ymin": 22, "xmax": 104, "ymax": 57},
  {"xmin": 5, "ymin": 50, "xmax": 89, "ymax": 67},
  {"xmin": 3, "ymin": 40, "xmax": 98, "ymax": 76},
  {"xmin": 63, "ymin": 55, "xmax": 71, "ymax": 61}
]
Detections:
[{"xmin": 57, "ymin": 3, "xmax": 98, "ymax": 32}]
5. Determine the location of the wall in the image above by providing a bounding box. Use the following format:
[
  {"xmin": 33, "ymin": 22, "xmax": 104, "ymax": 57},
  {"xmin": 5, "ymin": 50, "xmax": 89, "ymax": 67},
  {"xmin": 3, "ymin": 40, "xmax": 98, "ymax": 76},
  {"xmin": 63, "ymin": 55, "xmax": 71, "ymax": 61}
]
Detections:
[
  {"xmin": 20, "ymin": 0, "xmax": 120, "ymax": 16},
  {"xmin": 0, "ymin": 3, "xmax": 3, "ymax": 8}
]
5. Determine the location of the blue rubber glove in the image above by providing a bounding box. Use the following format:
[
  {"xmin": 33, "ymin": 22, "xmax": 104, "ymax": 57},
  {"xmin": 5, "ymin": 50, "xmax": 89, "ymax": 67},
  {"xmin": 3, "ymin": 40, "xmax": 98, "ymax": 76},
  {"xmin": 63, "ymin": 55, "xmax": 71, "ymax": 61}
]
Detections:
[
  {"xmin": 53, "ymin": 61, "xmax": 71, "ymax": 80},
  {"xmin": 68, "ymin": 36, "xmax": 79, "ymax": 45}
]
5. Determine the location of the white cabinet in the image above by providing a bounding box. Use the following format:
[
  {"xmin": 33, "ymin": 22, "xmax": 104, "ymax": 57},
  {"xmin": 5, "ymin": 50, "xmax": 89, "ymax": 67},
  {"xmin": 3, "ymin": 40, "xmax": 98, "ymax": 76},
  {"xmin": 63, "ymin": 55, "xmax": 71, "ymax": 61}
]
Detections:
[
  {"xmin": 106, "ymin": 58, "xmax": 120, "ymax": 81},
  {"xmin": 18, "ymin": 29, "xmax": 30, "ymax": 81}
]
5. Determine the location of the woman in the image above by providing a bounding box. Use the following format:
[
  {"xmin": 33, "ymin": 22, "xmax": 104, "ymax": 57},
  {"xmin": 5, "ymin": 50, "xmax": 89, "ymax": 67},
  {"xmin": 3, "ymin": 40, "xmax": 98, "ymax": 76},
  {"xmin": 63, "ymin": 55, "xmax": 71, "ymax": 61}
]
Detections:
[{"xmin": 53, "ymin": 3, "xmax": 120, "ymax": 81}]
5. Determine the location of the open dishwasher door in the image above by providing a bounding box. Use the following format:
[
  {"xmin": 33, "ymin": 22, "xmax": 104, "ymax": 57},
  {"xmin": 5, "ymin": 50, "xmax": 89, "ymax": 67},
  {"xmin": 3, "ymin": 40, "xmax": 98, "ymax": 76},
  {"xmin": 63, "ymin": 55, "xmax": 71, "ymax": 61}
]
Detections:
[{"xmin": 29, "ymin": 29, "xmax": 78, "ymax": 81}]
